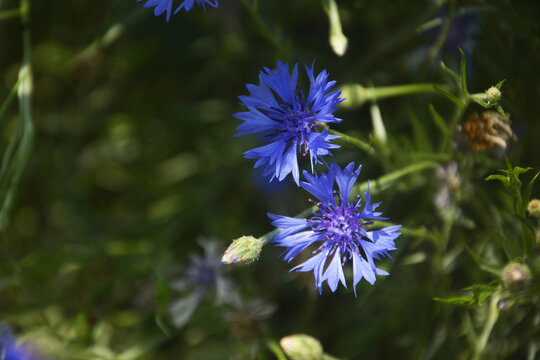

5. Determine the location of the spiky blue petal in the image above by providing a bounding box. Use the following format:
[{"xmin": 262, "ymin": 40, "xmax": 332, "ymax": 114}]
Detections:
[
  {"xmin": 269, "ymin": 162, "xmax": 401, "ymax": 295},
  {"xmin": 138, "ymin": 0, "xmax": 218, "ymax": 21},
  {"xmin": 235, "ymin": 61, "xmax": 344, "ymax": 185}
]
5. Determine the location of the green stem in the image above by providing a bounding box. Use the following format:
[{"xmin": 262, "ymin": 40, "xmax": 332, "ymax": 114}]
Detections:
[
  {"xmin": 327, "ymin": 128, "xmax": 373, "ymax": 154},
  {"xmin": 0, "ymin": 8, "xmax": 21, "ymax": 20},
  {"xmin": 473, "ymin": 291, "xmax": 501, "ymax": 360},
  {"xmin": 0, "ymin": 71, "xmax": 27, "ymax": 125},
  {"xmin": 370, "ymin": 220, "xmax": 436, "ymax": 241},
  {"xmin": 341, "ymin": 83, "xmax": 442, "ymax": 108},
  {"xmin": 427, "ymin": 0, "xmax": 456, "ymax": 63},
  {"xmin": 240, "ymin": 0, "xmax": 282, "ymax": 48},
  {"xmin": 0, "ymin": 0, "xmax": 34, "ymax": 228},
  {"xmin": 440, "ymin": 99, "xmax": 468, "ymax": 152},
  {"xmin": 356, "ymin": 160, "xmax": 438, "ymax": 194},
  {"xmin": 267, "ymin": 340, "xmax": 288, "ymax": 360}
]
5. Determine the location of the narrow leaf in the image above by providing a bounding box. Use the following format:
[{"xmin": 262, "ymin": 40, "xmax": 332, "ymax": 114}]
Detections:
[
  {"xmin": 433, "ymin": 85, "xmax": 464, "ymax": 108},
  {"xmin": 458, "ymin": 48, "xmax": 468, "ymax": 95},
  {"xmin": 428, "ymin": 104, "xmax": 449, "ymax": 136}
]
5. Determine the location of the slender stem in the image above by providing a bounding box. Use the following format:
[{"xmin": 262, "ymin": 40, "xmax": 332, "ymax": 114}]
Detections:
[
  {"xmin": 240, "ymin": 0, "xmax": 281, "ymax": 48},
  {"xmin": 0, "ymin": 71, "xmax": 27, "ymax": 124},
  {"xmin": 427, "ymin": 0, "xmax": 456, "ymax": 63},
  {"xmin": 440, "ymin": 99, "xmax": 468, "ymax": 152},
  {"xmin": 0, "ymin": 8, "xmax": 21, "ymax": 20},
  {"xmin": 267, "ymin": 340, "xmax": 288, "ymax": 360},
  {"xmin": 370, "ymin": 220, "xmax": 436, "ymax": 241},
  {"xmin": 356, "ymin": 160, "xmax": 438, "ymax": 194},
  {"xmin": 341, "ymin": 83, "xmax": 442, "ymax": 108},
  {"xmin": 328, "ymin": 128, "xmax": 373, "ymax": 154},
  {"xmin": 0, "ymin": 0, "xmax": 34, "ymax": 228},
  {"xmin": 67, "ymin": 23, "xmax": 125, "ymax": 70},
  {"xmin": 473, "ymin": 291, "xmax": 501, "ymax": 360}
]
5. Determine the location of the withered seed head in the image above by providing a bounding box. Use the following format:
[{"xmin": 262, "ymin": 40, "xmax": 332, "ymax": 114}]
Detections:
[{"xmin": 459, "ymin": 111, "xmax": 517, "ymax": 151}]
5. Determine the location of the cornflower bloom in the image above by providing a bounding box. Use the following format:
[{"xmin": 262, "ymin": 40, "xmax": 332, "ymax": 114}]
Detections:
[
  {"xmin": 169, "ymin": 239, "xmax": 238, "ymax": 328},
  {"xmin": 234, "ymin": 61, "xmax": 344, "ymax": 185},
  {"xmin": 268, "ymin": 162, "xmax": 401, "ymax": 295},
  {"xmin": 137, "ymin": 0, "xmax": 218, "ymax": 21},
  {"xmin": 0, "ymin": 326, "xmax": 38, "ymax": 360}
]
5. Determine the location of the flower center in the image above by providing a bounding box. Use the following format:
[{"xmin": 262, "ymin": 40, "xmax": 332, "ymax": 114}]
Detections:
[
  {"xmin": 308, "ymin": 196, "xmax": 373, "ymax": 262},
  {"xmin": 266, "ymin": 89, "xmax": 319, "ymax": 154}
]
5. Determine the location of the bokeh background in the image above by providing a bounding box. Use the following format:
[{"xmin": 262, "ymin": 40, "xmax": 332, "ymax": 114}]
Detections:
[{"xmin": 1, "ymin": 0, "xmax": 539, "ymax": 359}]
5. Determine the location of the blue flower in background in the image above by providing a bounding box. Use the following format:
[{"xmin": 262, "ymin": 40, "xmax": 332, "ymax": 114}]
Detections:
[
  {"xmin": 0, "ymin": 326, "xmax": 37, "ymax": 360},
  {"xmin": 234, "ymin": 61, "xmax": 344, "ymax": 185},
  {"xmin": 138, "ymin": 0, "xmax": 218, "ymax": 21},
  {"xmin": 268, "ymin": 162, "xmax": 401, "ymax": 295},
  {"xmin": 169, "ymin": 239, "xmax": 238, "ymax": 328}
]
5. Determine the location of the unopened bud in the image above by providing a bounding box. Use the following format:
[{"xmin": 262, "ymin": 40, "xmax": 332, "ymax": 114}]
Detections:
[
  {"xmin": 327, "ymin": 0, "xmax": 348, "ymax": 57},
  {"xmin": 221, "ymin": 236, "xmax": 263, "ymax": 265},
  {"xmin": 280, "ymin": 334, "xmax": 323, "ymax": 360},
  {"xmin": 485, "ymin": 86, "xmax": 501, "ymax": 104},
  {"xmin": 527, "ymin": 199, "xmax": 540, "ymax": 218},
  {"xmin": 501, "ymin": 262, "xmax": 532, "ymax": 291}
]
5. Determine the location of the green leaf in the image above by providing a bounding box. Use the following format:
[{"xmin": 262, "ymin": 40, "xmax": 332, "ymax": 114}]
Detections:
[
  {"xmin": 522, "ymin": 170, "xmax": 539, "ymax": 212},
  {"xmin": 496, "ymin": 104, "xmax": 506, "ymax": 116},
  {"xmin": 434, "ymin": 296, "xmax": 476, "ymax": 307},
  {"xmin": 485, "ymin": 174, "xmax": 508, "ymax": 185},
  {"xmin": 494, "ymin": 79, "xmax": 506, "ymax": 90},
  {"xmin": 439, "ymin": 60, "xmax": 460, "ymax": 85},
  {"xmin": 433, "ymin": 85, "xmax": 465, "ymax": 108},
  {"xmin": 514, "ymin": 214, "xmax": 536, "ymax": 258},
  {"xmin": 408, "ymin": 107, "xmax": 433, "ymax": 152},
  {"xmin": 434, "ymin": 284, "xmax": 498, "ymax": 307},
  {"xmin": 464, "ymin": 284, "xmax": 498, "ymax": 304},
  {"xmin": 428, "ymin": 104, "xmax": 449, "ymax": 136},
  {"xmin": 459, "ymin": 48, "xmax": 468, "ymax": 95},
  {"xmin": 464, "ymin": 246, "xmax": 502, "ymax": 276}
]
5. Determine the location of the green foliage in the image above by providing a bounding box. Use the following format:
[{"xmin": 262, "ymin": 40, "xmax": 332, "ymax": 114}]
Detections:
[{"xmin": 1, "ymin": 0, "xmax": 540, "ymax": 359}]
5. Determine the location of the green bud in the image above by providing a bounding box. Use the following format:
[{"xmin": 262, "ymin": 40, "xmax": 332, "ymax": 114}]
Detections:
[
  {"xmin": 280, "ymin": 334, "xmax": 324, "ymax": 360},
  {"xmin": 327, "ymin": 0, "xmax": 348, "ymax": 57},
  {"xmin": 501, "ymin": 262, "xmax": 532, "ymax": 291},
  {"xmin": 221, "ymin": 235, "xmax": 263, "ymax": 265},
  {"xmin": 527, "ymin": 199, "xmax": 540, "ymax": 218},
  {"xmin": 485, "ymin": 86, "xmax": 501, "ymax": 104}
]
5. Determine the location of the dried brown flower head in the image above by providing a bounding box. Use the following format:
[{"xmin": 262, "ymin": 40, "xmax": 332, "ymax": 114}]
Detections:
[{"xmin": 459, "ymin": 111, "xmax": 517, "ymax": 151}]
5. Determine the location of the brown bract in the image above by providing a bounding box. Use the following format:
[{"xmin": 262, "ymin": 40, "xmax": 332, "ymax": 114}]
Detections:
[{"xmin": 459, "ymin": 111, "xmax": 517, "ymax": 151}]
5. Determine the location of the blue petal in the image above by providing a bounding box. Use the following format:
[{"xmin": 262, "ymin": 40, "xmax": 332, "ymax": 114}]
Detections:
[
  {"xmin": 300, "ymin": 168, "xmax": 335, "ymax": 204},
  {"xmin": 352, "ymin": 250, "xmax": 376, "ymax": 286},
  {"xmin": 233, "ymin": 108, "xmax": 277, "ymax": 136},
  {"xmin": 320, "ymin": 250, "xmax": 347, "ymax": 292},
  {"xmin": 268, "ymin": 214, "xmax": 309, "ymax": 239},
  {"xmin": 292, "ymin": 249, "xmax": 330, "ymax": 293},
  {"xmin": 332, "ymin": 162, "xmax": 361, "ymax": 203}
]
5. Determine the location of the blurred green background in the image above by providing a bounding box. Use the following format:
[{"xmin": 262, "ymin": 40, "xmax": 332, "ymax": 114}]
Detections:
[{"xmin": 1, "ymin": 0, "xmax": 540, "ymax": 359}]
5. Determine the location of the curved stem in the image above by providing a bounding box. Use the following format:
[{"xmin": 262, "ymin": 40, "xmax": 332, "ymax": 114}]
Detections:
[
  {"xmin": 473, "ymin": 291, "xmax": 501, "ymax": 360},
  {"xmin": 328, "ymin": 129, "xmax": 373, "ymax": 154},
  {"xmin": 341, "ymin": 83, "xmax": 442, "ymax": 108}
]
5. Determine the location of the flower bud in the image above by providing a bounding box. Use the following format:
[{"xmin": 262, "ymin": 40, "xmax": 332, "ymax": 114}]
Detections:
[
  {"xmin": 280, "ymin": 334, "xmax": 324, "ymax": 360},
  {"xmin": 527, "ymin": 199, "xmax": 540, "ymax": 218},
  {"xmin": 485, "ymin": 86, "xmax": 501, "ymax": 104},
  {"xmin": 501, "ymin": 262, "xmax": 532, "ymax": 291},
  {"xmin": 221, "ymin": 236, "xmax": 263, "ymax": 265}
]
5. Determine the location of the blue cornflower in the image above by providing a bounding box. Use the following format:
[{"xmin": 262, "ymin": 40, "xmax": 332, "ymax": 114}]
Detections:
[
  {"xmin": 268, "ymin": 162, "xmax": 401, "ymax": 295},
  {"xmin": 169, "ymin": 239, "xmax": 238, "ymax": 328},
  {"xmin": 0, "ymin": 326, "xmax": 38, "ymax": 360},
  {"xmin": 138, "ymin": 0, "xmax": 218, "ymax": 21},
  {"xmin": 234, "ymin": 61, "xmax": 344, "ymax": 185}
]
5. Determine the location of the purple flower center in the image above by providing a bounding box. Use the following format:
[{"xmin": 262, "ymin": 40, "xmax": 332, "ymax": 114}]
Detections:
[
  {"xmin": 309, "ymin": 195, "xmax": 373, "ymax": 263},
  {"xmin": 267, "ymin": 90, "xmax": 318, "ymax": 154}
]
